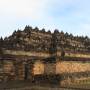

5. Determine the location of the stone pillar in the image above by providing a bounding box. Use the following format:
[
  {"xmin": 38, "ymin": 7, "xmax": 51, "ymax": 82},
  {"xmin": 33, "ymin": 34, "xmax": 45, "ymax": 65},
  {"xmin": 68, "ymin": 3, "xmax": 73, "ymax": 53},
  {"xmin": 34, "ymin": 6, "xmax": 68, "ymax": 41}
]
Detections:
[
  {"xmin": 27, "ymin": 60, "xmax": 34, "ymax": 81},
  {"xmin": 14, "ymin": 61, "xmax": 25, "ymax": 80},
  {"xmin": 24, "ymin": 62, "xmax": 28, "ymax": 80},
  {"xmin": 3, "ymin": 60, "xmax": 15, "ymax": 81},
  {"xmin": 0, "ymin": 60, "xmax": 4, "ymax": 82}
]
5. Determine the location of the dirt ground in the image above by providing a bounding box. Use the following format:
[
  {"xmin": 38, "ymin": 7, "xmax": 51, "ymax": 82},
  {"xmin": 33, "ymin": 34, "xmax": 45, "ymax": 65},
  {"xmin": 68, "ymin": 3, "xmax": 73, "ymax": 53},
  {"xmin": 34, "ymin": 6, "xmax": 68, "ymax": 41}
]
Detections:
[{"xmin": 0, "ymin": 80, "xmax": 90, "ymax": 90}]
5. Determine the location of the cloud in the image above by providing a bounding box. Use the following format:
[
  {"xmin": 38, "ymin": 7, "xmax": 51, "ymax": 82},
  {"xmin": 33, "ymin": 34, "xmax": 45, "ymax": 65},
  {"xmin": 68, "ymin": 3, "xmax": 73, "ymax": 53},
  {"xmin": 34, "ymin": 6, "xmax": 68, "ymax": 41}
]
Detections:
[
  {"xmin": 0, "ymin": 0, "xmax": 49, "ymax": 20},
  {"xmin": 0, "ymin": 0, "xmax": 90, "ymax": 37}
]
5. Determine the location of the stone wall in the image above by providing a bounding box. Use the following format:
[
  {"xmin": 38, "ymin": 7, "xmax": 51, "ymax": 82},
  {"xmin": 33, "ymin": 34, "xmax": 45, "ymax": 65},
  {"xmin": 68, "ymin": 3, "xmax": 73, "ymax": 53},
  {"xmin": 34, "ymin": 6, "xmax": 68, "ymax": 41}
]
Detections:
[
  {"xmin": 0, "ymin": 58, "xmax": 90, "ymax": 85},
  {"xmin": 33, "ymin": 61, "xmax": 44, "ymax": 75},
  {"xmin": 56, "ymin": 61, "xmax": 90, "ymax": 74},
  {"xmin": 33, "ymin": 61, "xmax": 90, "ymax": 75},
  {"xmin": 44, "ymin": 63, "xmax": 56, "ymax": 75}
]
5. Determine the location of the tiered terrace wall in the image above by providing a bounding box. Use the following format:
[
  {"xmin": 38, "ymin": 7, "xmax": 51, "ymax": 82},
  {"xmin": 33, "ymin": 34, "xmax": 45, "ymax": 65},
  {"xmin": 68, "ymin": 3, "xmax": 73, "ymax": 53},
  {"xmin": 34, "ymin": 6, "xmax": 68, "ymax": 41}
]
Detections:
[
  {"xmin": 56, "ymin": 61, "xmax": 90, "ymax": 74},
  {"xmin": 0, "ymin": 51, "xmax": 90, "ymax": 85}
]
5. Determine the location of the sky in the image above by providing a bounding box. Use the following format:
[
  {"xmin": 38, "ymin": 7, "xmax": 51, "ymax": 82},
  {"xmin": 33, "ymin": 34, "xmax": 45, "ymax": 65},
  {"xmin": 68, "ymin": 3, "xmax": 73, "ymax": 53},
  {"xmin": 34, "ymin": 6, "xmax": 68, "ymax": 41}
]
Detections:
[{"xmin": 0, "ymin": 0, "xmax": 90, "ymax": 37}]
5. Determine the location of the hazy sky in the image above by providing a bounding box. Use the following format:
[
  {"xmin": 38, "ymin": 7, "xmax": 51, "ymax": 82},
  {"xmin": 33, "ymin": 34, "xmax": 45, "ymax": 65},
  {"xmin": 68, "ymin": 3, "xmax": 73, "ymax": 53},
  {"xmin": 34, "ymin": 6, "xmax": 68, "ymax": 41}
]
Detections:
[{"xmin": 0, "ymin": 0, "xmax": 90, "ymax": 37}]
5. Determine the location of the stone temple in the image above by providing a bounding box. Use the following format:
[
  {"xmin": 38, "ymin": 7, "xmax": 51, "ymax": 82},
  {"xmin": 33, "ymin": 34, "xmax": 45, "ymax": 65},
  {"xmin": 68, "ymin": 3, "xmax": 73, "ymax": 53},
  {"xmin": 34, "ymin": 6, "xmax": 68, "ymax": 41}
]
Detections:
[{"xmin": 0, "ymin": 25, "xmax": 90, "ymax": 85}]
